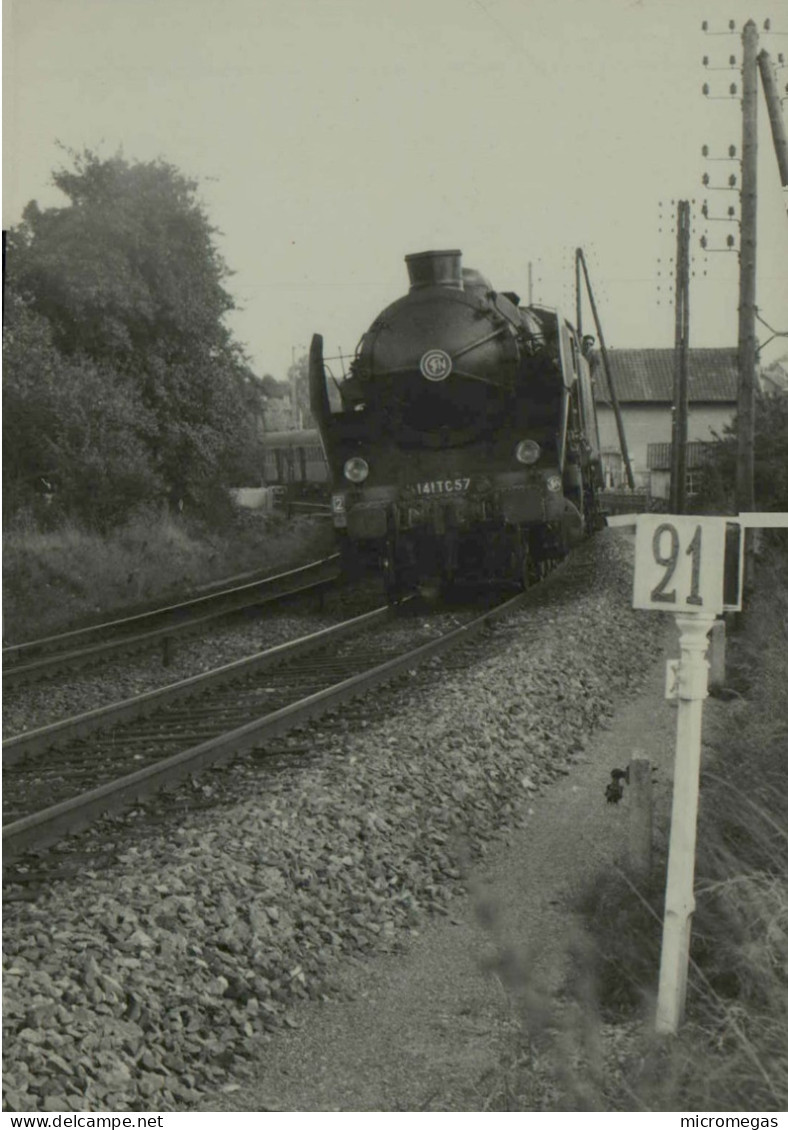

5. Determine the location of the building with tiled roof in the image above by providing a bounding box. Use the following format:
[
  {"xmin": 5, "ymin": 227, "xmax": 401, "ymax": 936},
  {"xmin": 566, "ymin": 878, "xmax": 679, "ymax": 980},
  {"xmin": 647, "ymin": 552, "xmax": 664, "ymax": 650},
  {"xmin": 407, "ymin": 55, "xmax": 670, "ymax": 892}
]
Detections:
[
  {"xmin": 592, "ymin": 348, "xmax": 738, "ymax": 491},
  {"xmin": 593, "ymin": 348, "xmax": 738, "ymax": 403}
]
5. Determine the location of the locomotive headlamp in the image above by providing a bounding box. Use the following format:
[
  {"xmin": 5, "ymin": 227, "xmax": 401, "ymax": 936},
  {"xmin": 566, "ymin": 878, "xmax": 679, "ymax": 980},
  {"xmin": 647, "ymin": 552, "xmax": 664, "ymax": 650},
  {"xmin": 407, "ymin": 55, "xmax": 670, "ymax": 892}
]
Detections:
[
  {"xmin": 515, "ymin": 439, "xmax": 541, "ymax": 465},
  {"xmin": 343, "ymin": 457, "xmax": 369, "ymax": 483}
]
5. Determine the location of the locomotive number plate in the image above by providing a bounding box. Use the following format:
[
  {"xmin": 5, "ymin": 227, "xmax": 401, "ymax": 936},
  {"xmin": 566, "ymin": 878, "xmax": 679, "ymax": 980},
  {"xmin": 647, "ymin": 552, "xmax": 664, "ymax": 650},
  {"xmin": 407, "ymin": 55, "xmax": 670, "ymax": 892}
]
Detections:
[{"xmin": 415, "ymin": 477, "xmax": 471, "ymax": 496}]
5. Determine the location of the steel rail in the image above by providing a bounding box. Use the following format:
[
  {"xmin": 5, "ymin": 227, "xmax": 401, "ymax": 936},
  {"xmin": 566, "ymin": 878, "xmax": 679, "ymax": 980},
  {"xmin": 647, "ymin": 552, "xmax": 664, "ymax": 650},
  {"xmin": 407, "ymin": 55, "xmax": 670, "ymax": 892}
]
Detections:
[
  {"xmin": 3, "ymin": 555, "xmax": 341, "ymax": 685},
  {"xmin": 4, "ymin": 573, "xmax": 339, "ymax": 686},
  {"xmin": 2, "ymin": 584, "xmax": 535, "ymax": 861},
  {"xmin": 3, "ymin": 602, "xmax": 393, "ymax": 765},
  {"xmin": 3, "ymin": 553, "xmax": 340, "ymax": 662}
]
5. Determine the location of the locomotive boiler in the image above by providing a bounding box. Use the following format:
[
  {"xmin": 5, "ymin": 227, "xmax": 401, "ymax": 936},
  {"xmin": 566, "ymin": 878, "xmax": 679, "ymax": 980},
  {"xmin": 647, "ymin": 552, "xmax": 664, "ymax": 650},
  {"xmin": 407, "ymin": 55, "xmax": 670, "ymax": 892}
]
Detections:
[{"xmin": 309, "ymin": 249, "xmax": 603, "ymax": 596}]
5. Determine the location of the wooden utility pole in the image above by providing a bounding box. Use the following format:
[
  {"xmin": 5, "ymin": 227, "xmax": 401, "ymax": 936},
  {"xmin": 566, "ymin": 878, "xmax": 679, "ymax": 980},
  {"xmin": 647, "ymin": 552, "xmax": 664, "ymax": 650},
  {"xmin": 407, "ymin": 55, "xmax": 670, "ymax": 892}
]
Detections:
[
  {"xmin": 574, "ymin": 251, "xmax": 582, "ymax": 335},
  {"xmin": 576, "ymin": 248, "xmax": 636, "ymax": 490},
  {"xmin": 736, "ymin": 20, "xmax": 758, "ymax": 527},
  {"xmin": 757, "ymin": 49, "xmax": 788, "ymax": 212},
  {"xmin": 670, "ymin": 201, "xmax": 691, "ymax": 514}
]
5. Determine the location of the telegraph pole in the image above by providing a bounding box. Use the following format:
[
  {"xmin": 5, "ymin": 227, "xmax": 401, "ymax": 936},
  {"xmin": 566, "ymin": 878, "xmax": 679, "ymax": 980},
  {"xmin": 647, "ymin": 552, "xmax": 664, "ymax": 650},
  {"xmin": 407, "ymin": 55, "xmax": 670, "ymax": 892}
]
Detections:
[
  {"xmin": 736, "ymin": 20, "xmax": 758, "ymax": 527},
  {"xmin": 670, "ymin": 202, "xmax": 691, "ymax": 514},
  {"xmin": 757, "ymin": 49, "xmax": 788, "ymax": 211}
]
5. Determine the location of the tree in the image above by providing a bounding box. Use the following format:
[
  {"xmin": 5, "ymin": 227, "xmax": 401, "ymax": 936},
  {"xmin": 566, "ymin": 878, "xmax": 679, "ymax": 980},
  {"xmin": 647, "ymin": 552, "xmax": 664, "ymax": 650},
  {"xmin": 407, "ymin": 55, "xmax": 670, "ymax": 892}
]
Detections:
[
  {"xmin": 759, "ymin": 355, "xmax": 788, "ymax": 395},
  {"xmin": 260, "ymin": 374, "xmax": 289, "ymax": 399},
  {"xmin": 2, "ymin": 290, "xmax": 161, "ymax": 526},
  {"xmin": 287, "ymin": 353, "xmax": 314, "ymax": 428},
  {"xmin": 4, "ymin": 148, "xmax": 263, "ymax": 517},
  {"xmin": 696, "ymin": 387, "xmax": 788, "ymax": 514},
  {"xmin": 9, "ymin": 149, "xmax": 234, "ymax": 365}
]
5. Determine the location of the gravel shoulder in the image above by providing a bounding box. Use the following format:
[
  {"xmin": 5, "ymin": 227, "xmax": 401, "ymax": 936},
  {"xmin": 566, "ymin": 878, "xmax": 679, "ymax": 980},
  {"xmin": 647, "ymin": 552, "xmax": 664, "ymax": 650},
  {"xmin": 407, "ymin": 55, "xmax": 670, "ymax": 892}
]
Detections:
[
  {"xmin": 3, "ymin": 531, "xmax": 677, "ymax": 1114},
  {"xmin": 197, "ymin": 609, "xmax": 682, "ymax": 1112}
]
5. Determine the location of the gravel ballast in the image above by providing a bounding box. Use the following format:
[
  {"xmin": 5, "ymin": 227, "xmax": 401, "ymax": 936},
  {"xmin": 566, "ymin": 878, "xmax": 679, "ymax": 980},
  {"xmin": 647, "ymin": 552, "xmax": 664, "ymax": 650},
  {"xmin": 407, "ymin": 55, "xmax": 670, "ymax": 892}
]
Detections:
[
  {"xmin": 2, "ymin": 530, "xmax": 666, "ymax": 1113},
  {"xmin": 3, "ymin": 583, "xmax": 385, "ymax": 736}
]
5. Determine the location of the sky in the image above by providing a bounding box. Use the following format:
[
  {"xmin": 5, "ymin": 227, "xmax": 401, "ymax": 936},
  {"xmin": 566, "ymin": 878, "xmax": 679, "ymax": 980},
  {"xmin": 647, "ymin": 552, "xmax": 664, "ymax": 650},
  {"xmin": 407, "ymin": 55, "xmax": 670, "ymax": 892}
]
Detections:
[{"xmin": 4, "ymin": 0, "xmax": 788, "ymax": 379}]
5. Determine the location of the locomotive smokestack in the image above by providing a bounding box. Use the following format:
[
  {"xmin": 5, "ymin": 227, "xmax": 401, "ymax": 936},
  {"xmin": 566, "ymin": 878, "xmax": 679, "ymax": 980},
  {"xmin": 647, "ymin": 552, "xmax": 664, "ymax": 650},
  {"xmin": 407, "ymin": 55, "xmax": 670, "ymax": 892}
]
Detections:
[{"xmin": 405, "ymin": 249, "xmax": 463, "ymax": 290}]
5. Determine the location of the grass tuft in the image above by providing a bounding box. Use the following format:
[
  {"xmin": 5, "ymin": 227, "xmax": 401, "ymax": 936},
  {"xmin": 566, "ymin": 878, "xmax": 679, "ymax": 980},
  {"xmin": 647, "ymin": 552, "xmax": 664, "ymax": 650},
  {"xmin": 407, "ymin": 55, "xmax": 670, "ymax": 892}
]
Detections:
[{"xmin": 3, "ymin": 506, "xmax": 336, "ymax": 641}]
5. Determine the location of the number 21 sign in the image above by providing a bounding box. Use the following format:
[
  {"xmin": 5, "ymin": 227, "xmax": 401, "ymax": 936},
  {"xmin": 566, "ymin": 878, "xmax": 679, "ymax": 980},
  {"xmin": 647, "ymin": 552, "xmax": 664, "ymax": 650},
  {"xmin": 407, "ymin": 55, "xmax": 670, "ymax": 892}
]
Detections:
[{"xmin": 633, "ymin": 515, "xmax": 728, "ymax": 614}]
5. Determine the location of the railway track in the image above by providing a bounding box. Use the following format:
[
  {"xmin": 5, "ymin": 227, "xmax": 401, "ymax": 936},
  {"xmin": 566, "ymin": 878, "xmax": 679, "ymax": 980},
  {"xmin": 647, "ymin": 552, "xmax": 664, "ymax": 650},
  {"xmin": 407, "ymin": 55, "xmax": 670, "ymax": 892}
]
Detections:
[
  {"xmin": 3, "ymin": 583, "xmax": 540, "ymax": 864},
  {"xmin": 2, "ymin": 554, "xmax": 341, "ymax": 687}
]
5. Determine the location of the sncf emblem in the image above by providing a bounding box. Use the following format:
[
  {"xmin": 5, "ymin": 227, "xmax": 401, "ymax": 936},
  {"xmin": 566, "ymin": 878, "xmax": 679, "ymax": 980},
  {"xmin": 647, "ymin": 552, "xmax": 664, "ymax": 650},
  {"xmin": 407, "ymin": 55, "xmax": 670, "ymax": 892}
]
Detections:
[{"xmin": 420, "ymin": 349, "xmax": 452, "ymax": 381}]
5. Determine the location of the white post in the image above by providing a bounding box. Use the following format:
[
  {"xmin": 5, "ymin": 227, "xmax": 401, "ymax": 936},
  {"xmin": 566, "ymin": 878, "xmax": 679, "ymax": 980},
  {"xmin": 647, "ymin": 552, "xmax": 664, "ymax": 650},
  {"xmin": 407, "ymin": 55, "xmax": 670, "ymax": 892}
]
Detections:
[{"xmin": 655, "ymin": 611, "xmax": 716, "ymax": 1035}]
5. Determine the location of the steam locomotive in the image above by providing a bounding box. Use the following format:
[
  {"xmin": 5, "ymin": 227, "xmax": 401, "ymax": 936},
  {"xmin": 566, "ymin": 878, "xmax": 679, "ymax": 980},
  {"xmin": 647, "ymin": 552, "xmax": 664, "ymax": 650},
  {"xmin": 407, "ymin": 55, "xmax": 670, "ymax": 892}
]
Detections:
[{"xmin": 309, "ymin": 249, "xmax": 603, "ymax": 596}]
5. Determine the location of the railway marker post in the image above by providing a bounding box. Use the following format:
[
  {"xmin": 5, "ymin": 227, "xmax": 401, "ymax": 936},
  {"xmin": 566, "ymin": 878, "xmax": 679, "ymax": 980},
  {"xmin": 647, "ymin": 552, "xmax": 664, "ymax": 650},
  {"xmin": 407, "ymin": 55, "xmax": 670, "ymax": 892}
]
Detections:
[
  {"xmin": 654, "ymin": 607, "xmax": 716, "ymax": 1034},
  {"xmin": 631, "ymin": 514, "xmax": 733, "ymax": 1035},
  {"xmin": 624, "ymin": 510, "xmax": 788, "ymax": 1033}
]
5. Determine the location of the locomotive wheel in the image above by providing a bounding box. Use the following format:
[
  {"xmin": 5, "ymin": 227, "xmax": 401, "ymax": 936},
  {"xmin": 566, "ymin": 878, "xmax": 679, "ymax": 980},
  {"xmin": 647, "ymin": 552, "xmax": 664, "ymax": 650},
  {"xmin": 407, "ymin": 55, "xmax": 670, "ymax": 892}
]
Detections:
[
  {"xmin": 381, "ymin": 552, "xmax": 404, "ymax": 604},
  {"xmin": 384, "ymin": 580, "xmax": 404, "ymax": 604},
  {"xmin": 506, "ymin": 528, "xmax": 531, "ymax": 591},
  {"xmin": 518, "ymin": 543, "xmax": 532, "ymax": 591},
  {"xmin": 584, "ymin": 483, "xmax": 604, "ymax": 533},
  {"xmin": 438, "ymin": 568, "xmax": 458, "ymax": 601},
  {"xmin": 338, "ymin": 536, "xmax": 364, "ymax": 581}
]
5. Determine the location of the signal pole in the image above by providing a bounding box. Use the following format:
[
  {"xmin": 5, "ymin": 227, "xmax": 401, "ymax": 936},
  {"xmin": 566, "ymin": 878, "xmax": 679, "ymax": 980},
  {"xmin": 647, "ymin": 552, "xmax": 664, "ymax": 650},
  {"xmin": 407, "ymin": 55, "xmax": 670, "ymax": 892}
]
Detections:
[
  {"xmin": 670, "ymin": 201, "xmax": 691, "ymax": 514},
  {"xmin": 576, "ymin": 248, "xmax": 636, "ymax": 490},
  {"xmin": 736, "ymin": 20, "xmax": 758, "ymax": 529}
]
